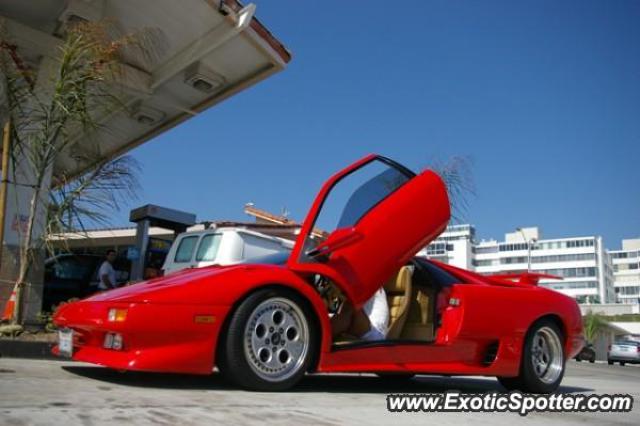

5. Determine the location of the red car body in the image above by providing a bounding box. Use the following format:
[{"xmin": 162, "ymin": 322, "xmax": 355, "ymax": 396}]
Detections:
[{"xmin": 53, "ymin": 154, "xmax": 584, "ymax": 391}]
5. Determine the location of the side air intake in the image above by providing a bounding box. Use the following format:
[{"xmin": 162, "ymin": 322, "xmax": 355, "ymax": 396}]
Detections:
[{"xmin": 482, "ymin": 341, "xmax": 499, "ymax": 365}]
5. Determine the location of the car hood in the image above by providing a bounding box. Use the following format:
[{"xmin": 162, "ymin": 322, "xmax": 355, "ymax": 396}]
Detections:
[{"xmin": 84, "ymin": 264, "xmax": 242, "ymax": 304}]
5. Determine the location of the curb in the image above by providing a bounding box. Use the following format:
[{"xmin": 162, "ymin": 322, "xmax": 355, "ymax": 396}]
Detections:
[{"xmin": 0, "ymin": 340, "xmax": 59, "ymax": 360}]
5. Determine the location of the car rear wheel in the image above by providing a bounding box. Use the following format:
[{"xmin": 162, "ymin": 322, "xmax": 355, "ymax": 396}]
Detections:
[
  {"xmin": 498, "ymin": 319, "xmax": 565, "ymax": 394},
  {"xmin": 608, "ymin": 360, "xmax": 614, "ymax": 365},
  {"xmin": 218, "ymin": 288, "xmax": 317, "ymax": 391},
  {"xmin": 620, "ymin": 361, "xmax": 626, "ymax": 366}
]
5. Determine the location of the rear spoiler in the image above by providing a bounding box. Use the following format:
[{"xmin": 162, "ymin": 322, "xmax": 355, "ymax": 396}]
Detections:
[{"xmin": 486, "ymin": 272, "xmax": 562, "ymax": 287}]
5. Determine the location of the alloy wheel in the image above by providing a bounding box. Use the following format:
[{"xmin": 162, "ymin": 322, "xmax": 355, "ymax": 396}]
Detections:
[
  {"xmin": 244, "ymin": 297, "xmax": 310, "ymax": 382},
  {"xmin": 531, "ymin": 326, "xmax": 564, "ymax": 384}
]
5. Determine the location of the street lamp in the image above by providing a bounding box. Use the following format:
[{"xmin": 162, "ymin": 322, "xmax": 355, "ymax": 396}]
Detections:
[{"xmin": 516, "ymin": 228, "xmax": 537, "ymax": 273}]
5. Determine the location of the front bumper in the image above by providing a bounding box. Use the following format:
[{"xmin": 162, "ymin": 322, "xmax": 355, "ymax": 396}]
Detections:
[{"xmin": 53, "ymin": 301, "xmax": 230, "ymax": 374}]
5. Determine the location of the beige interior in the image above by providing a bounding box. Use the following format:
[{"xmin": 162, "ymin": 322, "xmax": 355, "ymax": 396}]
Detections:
[
  {"xmin": 399, "ymin": 285, "xmax": 436, "ymax": 341},
  {"xmin": 383, "ymin": 266, "xmax": 413, "ymax": 339},
  {"xmin": 333, "ymin": 265, "xmax": 437, "ymax": 344}
]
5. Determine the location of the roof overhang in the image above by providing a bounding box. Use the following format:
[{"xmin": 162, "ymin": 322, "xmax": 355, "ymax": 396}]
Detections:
[{"xmin": 0, "ymin": 0, "xmax": 290, "ymax": 180}]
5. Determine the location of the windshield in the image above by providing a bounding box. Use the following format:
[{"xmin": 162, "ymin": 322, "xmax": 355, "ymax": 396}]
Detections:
[
  {"xmin": 299, "ymin": 158, "xmax": 413, "ymax": 263},
  {"xmin": 195, "ymin": 234, "xmax": 222, "ymax": 261}
]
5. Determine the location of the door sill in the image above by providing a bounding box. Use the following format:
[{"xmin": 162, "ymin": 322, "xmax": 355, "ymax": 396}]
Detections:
[{"xmin": 331, "ymin": 339, "xmax": 435, "ymax": 351}]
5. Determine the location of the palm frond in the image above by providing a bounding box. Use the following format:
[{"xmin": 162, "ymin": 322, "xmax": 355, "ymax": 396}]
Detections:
[
  {"xmin": 583, "ymin": 311, "xmax": 607, "ymax": 343},
  {"xmin": 46, "ymin": 155, "xmax": 141, "ymax": 253},
  {"xmin": 425, "ymin": 156, "xmax": 476, "ymax": 223}
]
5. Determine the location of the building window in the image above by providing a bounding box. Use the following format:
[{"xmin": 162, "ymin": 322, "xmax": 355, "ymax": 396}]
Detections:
[
  {"xmin": 540, "ymin": 267, "xmax": 597, "ymax": 278},
  {"xmin": 473, "ymin": 259, "xmax": 498, "ymax": 267},
  {"xmin": 499, "ymin": 243, "xmax": 529, "ymax": 252},
  {"xmin": 545, "ymin": 281, "xmax": 597, "ymax": 290},
  {"xmin": 425, "ymin": 242, "xmax": 448, "ymax": 256},
  {"xmin": 531, "ymin": 253, "xmax": 595, "ymax": 263},
  {"xmin": 500, "ymin": 256, "xmax": 528, "ymax": 264},
  {"xmin": 617, "ymin": 286, "xmax": 640, "ymax": 296},
  {"xmin": 474, "ymin": 246, "xmax": 498, "ymax": 254},
  {"xmin": 535, "ymin": 239, "xmax": 595, "ymax": 250}
]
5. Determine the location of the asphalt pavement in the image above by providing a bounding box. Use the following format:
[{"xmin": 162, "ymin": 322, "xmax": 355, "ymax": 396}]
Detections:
[{"xmin": 0, "ymin": 359, "xmax": 638, "ymax": 425}]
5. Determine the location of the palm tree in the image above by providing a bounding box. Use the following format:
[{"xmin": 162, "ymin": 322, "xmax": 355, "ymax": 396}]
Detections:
[
  {"xmin": 583, "ymin": 310, "xmax": 607, "ymax": 344},
  {"xmin": 0, "ymin": 21, "xmax": 162, "ymax": 325}
]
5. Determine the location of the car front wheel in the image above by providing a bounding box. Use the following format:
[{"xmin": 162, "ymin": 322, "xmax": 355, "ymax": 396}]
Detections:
[
  {"xmin": 498, "ymin": 319, "xmax": 565, "ymax": 394},
  {"xmin": 218, "ymin": 288, "xmax": 317, "ymax": 391}
]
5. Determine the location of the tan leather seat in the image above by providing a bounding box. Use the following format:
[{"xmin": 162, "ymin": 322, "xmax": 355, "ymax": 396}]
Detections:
[
  {"xmin": 400, "ymin": 286, "xmax": 436, "ymax": 341},
  {"xmin": 383, "ymin": 266, "xmax": 412, "ymax": 339}
]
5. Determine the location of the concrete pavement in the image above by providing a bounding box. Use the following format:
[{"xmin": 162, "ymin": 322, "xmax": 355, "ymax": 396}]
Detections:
[{"xmin": 0, "ymin": 359, "xmax": 638, "ymax": 425}]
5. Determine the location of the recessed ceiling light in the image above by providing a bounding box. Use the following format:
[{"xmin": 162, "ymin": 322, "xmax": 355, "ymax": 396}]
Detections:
[
  {"xmin": 130, "ymin": 103, "xmax": 165, "ymax": 126},
  {"xmin": 184, "ymin": 62, "xmax": 226, "ymax": 94}
]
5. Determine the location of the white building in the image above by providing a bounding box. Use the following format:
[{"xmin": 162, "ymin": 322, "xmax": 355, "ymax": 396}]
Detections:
[
  {"xmin": 425, "ymin": 225, "xmax": 617, "ymax": 304},
  {"xmin": 417, "ymin": 224, "xmax": 475, "ymax": 269},
  {"xmin": 610, "ymin": 238, "xmax": 640, "ymax": 304}
]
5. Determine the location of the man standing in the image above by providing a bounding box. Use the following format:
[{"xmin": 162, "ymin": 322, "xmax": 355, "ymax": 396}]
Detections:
[{"xmin": 98, "ymin": 250, "xmax": 118, "ymax": 290}]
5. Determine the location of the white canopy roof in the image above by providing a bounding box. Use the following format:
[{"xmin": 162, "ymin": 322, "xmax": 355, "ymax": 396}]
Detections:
[
  {"xmin": 609, "ymin": 322, "xmax": 640, "ymax": 336},
  {"xmin": 0, "ymin": 0, "xmax": 290, "ymax": 179}
]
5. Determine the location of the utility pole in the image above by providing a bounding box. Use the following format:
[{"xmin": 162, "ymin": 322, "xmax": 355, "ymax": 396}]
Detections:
[{"xmin": 0, "ymin": 120, "xmax": 11, "ymax": 267}]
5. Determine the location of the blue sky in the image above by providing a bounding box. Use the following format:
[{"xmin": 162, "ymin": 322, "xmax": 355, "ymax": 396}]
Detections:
[{"xmin": 120, "ymin": 0, "xmax": 639, "ymax": 249}]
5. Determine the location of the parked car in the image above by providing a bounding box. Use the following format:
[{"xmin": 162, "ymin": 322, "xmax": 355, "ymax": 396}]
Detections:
[
  {"xmin": 161, "ymin": 227, "xmax": 294, "ymax": 275},
  {"xmin": 43, "ymin": 254, "xmax": 129, "ymax": 312},
  {"xmin": 574, "ymin": 342, "xmax": 596, "ymax": 363},
  {"xmin": 53, "ymin": 154, "xmax": 584, "ymax": 393},
  {"xmin": 607, "ymin": 340, "xmax": 640, "ymax": 366}
]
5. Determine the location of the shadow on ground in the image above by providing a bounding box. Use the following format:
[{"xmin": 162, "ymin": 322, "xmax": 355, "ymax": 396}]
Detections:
[{"xmin": 61, "ymin": 366, "xmax": 592, "ymax": 394}]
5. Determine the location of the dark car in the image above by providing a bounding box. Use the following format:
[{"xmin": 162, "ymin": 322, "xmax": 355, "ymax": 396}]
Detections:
[
  {"xmin": 43, "ymin": 254, "xmax": 129, "ymax": 312},
  {"xmin": 574, "ymin": 342, "xmax": 596, "ymax": 363}
]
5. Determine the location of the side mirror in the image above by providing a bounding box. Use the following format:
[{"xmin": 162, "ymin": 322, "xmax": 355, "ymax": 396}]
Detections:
[{"xmin": 306, "ymin": 227, "xmax": 363, "ymax": 259}]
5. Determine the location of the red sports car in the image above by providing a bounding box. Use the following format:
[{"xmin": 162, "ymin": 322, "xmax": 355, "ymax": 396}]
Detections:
[{"xmin": 53, "ymin": 154, "xmax": 584, "ymax": 393}]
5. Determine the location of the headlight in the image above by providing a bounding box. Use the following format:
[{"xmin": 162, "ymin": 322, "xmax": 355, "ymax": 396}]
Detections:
[{"xmin": 107, "ymin": 308, "xmax": 127, "ymax": 322}]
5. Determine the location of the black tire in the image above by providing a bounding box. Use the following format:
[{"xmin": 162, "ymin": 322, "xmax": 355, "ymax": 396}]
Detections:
[
  {"xmin": 497, "ymin": 376, "xmax": 522, "ymax": 391},
  {"xmin": 218, "ymin": 288, "xmax": 318, "ymax": 391},
  {"xmin": 375, "ymin": 372, "xmax": 416, "ymax": 381},
  {"xmin": 608, "ymin": 360, "xmax": 614, "ymax": 365},
  {"xmin": 576, "ymin": 358, "xmax": 582, "ymax": 362},
  {"xmin": 620, "ymin": 362, "xmax": 626, "ymax": 366},
  {"xmin": 497, "ymin": 319, "xmax": 565, "ymax": 394}
]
